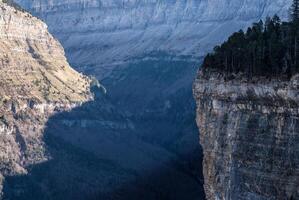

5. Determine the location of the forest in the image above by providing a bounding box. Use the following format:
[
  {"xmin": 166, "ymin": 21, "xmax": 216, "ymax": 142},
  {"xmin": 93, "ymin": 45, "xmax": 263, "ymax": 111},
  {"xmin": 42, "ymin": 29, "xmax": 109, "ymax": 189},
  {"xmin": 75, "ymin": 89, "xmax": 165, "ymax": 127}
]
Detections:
[{"xmin": 202, "ymin": 0, "xmax": 299, "ymax": 80}]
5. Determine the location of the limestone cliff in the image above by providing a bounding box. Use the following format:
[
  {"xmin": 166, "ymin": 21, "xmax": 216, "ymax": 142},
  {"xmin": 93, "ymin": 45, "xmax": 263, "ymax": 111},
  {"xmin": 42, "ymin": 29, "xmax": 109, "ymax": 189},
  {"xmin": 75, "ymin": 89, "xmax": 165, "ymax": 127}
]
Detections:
[
  {"xmin": 0, "ymin": 1, "xmax": 91, "ymax": 195},
  {"xmin": 193, "ymin": 70, "xmax": 299, "ymax": 199}
]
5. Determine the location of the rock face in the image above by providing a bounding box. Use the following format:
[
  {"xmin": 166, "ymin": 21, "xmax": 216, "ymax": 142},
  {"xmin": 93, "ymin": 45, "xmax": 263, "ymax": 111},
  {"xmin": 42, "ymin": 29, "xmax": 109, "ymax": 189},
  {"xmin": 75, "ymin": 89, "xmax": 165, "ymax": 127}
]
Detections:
[
  {"xmin": 193, "ymin": 70, "xmax": 299, "ymax": 199},
  {"xmin": 0, "ymin": 1, "xmax": 90, "ymax": 195},
  {"xmin": 15, "ymin": 0, "xmax": 291, "ymax": 78}
]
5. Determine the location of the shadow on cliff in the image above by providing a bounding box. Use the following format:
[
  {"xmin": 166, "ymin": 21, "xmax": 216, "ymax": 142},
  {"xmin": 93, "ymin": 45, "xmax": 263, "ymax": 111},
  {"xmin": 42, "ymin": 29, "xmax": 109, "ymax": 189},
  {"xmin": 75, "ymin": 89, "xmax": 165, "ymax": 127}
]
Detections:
[{"xmin": 2, "ymin": 86, "xmax": 206, "ymax": 200}]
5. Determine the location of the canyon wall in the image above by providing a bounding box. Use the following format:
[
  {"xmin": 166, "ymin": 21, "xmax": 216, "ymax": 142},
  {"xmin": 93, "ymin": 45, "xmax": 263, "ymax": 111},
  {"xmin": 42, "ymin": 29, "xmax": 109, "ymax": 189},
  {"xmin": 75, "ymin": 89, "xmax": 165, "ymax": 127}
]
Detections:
[
  {"xmin": 0, "ymin": 1, "xmax": 91, "ymax": 196},
  {"xmin": 193, "ymin": 70, "xmax": 299, "ymax": 199}
]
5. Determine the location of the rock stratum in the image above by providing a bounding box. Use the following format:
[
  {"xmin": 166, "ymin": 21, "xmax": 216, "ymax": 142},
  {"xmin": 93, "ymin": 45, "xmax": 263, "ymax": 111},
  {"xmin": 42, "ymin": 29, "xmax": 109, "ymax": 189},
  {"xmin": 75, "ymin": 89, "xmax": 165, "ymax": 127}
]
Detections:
[
  {"xmin": 193, "ymin": 70, "xmax": 299, "ymax": 199},
  {"xmin": 0, "ymin": 1, "xmax": 91, "ymax": 196}
]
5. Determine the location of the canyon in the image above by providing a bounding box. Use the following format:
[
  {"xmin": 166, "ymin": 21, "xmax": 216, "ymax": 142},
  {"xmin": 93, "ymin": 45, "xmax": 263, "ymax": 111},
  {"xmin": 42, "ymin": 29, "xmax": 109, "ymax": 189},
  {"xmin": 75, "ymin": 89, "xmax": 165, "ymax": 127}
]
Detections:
[
  {"xmin": 1, "ymin": 1, "xmax": 204, "ymax": 199},
  {"xmin": 1, "ymin": 0, "xmax": 298, "ymax": 199}
]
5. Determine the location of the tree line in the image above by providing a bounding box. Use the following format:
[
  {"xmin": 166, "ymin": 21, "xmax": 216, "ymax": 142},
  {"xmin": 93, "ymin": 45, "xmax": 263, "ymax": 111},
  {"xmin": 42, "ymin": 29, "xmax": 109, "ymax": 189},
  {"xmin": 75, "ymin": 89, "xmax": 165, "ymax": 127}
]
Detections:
[{"xmin": 202, "ymin": 0, "xmax": 299, "ymax": 80}]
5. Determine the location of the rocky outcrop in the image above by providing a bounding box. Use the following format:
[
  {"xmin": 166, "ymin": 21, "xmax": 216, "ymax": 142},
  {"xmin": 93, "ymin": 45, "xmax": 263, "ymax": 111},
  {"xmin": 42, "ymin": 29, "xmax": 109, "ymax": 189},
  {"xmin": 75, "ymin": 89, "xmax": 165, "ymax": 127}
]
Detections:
[
  {"xmin": 193, "ymin": 70, "xmax": 299, "ymax": 199},
  {"xmin": 15, "ymin": 0, "xmax": 291, "ymax": 78},
  {"xmin": 0, "ymin": 1, "xmax": 91, "ymax": 195}
]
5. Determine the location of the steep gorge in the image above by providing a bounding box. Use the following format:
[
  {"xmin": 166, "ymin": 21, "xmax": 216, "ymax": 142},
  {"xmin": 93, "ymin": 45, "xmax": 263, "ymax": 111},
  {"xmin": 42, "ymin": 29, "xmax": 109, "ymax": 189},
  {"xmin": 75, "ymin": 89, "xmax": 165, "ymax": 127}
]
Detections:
[{"xmin": 0, "ymin": 2, "xmax": 205, "ymax": 199}]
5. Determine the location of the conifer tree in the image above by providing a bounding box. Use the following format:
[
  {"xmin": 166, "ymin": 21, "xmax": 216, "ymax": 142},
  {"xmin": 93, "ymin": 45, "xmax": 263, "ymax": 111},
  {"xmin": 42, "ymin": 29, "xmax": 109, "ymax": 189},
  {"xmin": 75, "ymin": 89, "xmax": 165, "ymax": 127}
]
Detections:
[
  {"xmin": 291, "ymin": 0, "xmax": 299, "ymax": 23},
  {"xmin": 291, "ymin": 0, "xmax": 299, "ymax": 71}
]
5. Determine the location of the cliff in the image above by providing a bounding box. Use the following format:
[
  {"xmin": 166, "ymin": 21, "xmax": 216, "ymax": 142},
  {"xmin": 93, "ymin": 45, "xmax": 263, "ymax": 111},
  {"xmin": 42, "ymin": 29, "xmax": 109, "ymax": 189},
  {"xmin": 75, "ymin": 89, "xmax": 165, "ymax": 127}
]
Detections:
[
  {"xmin": 0, "ymin": 1, "xmax": 91, "ymax": 195},
  {"xmin": 193, "ymin": 70, "xmax": 299, "ymax": 199},
  {"xmin": 15, "ymin": 0, "xmax": 291, "ymax": 78}
]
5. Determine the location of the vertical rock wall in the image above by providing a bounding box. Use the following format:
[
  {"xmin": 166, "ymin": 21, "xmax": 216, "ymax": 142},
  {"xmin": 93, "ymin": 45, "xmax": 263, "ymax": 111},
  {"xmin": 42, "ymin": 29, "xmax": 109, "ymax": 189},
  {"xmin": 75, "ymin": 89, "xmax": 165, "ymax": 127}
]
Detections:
[{"xmin": 194, "ymin": 71, "xmax": 299, "ymax": 199}]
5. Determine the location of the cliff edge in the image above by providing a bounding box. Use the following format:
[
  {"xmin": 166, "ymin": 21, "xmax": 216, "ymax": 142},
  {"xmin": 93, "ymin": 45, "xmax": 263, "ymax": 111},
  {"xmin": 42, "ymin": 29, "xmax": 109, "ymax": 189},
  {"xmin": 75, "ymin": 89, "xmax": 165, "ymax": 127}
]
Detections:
[{"xmin": 193, "ymin": 70, "xmax": 299, "ymax": 199}]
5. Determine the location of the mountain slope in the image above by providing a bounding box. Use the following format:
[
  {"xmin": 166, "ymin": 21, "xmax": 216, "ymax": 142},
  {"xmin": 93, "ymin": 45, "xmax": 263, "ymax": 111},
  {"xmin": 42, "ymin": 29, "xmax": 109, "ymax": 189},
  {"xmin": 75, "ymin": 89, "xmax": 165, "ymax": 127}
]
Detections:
[{"xmin": 0, "ymin": 1, "xmax": 90, "ymax": 103}]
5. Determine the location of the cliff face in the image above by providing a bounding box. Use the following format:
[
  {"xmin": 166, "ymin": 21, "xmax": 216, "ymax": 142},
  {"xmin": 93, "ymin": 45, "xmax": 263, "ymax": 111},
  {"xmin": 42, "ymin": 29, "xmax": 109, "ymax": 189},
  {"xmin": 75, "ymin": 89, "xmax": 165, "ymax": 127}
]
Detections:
[
  {"xmin": 193, "ymin": 71, "xmax": 299, "ymax": 199},
  {"xmin": 0, "ymin": 1, "xmax": 90, "ymax": 195},
  {"xmin": 15, "ymin": 0, "xmax": 291, "ymax": 78}
]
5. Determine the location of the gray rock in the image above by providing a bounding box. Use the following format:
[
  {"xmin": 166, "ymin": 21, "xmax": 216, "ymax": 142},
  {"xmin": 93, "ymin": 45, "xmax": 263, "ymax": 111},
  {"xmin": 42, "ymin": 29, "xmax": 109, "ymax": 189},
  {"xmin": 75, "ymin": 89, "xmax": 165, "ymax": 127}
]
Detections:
[{"xmin": 194, "ymin": 70, "xmax": 299, "ymax": 200}]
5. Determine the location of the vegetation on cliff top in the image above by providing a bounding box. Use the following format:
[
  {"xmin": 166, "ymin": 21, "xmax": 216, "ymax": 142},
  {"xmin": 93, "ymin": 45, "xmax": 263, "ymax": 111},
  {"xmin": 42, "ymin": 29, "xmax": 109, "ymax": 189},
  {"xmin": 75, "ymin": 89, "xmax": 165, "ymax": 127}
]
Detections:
[{"xmin": 202, "ymin": 0, "xmax": 299, "ymax": 80}]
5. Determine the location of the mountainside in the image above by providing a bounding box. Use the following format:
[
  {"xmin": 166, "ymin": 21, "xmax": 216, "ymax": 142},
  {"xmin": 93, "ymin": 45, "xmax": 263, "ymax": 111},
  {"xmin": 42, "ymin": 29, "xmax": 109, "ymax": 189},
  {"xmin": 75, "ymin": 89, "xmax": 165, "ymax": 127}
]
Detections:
[
  {"xmin": 194, "ymin": 69, "xmax": 299, "ymax": 199},
  {"xmin": 0, "ymin": 1, "xmax": 91, "ymax": 196},
  {"xmin": 15, "ymin": 0, "xmax": 292, "ymax": 78}
]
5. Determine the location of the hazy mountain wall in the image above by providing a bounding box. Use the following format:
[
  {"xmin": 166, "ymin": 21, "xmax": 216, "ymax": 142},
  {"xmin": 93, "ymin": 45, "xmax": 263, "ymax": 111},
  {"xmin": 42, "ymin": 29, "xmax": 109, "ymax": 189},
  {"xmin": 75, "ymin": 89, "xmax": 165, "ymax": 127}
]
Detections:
[{"xmin": 15, "ymin": 0, "xmax": 291, "ymax": 78}]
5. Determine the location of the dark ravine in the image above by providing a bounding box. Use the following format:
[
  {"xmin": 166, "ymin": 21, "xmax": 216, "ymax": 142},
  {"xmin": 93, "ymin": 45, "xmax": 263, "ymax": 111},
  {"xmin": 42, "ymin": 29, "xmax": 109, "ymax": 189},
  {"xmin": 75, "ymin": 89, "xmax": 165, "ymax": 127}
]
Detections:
[
  {"xmin": 3, "ymin": 85, "xmax": 205, "ymax": 200},
  {"xmin": 193, "ymin": 70, "xmax": 299, "ymax": 199}
]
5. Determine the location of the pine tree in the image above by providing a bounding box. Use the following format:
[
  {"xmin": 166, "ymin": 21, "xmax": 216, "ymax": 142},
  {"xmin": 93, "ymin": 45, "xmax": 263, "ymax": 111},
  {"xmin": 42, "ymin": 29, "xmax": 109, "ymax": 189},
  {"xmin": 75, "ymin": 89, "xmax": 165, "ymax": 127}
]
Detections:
[
  {"xmin": 291, "ymin": 0, "xmax": 299, "ymax": 71},
  {"xmin": 201, "ymin": 12, "xmax": 299, "ymax": 79},
  {"xmin": 291, "ymin": 0, "xmax": 299, "ymax": 23}
]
